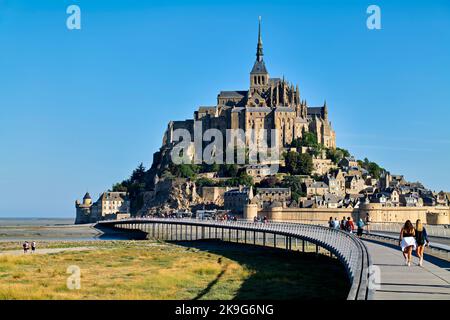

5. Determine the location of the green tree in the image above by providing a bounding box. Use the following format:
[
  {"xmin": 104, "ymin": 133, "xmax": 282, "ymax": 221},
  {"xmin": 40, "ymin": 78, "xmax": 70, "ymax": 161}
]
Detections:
[
  {"xmin": 284, "ymin": 151, "xmax": 299, "ymax": 174},
  {"xmin": 302, "ymin": 132, "xmax": 318, "ymax": 147},
  {"xmin": 337, "ymin": 147, "xmax": 350, "ymax": 158},
  {"xmin": 284, "ymin": 151, "xmax": 313, "ymax": 176},
  {"xmin": 170, "ymin": 164, "xmax": 199, "ymax": 179},
  {"xmin": 131, "ymin": 163, "xmax": 146, "ymax": 183},
  {"xmin": 326, "ymin": 148, "xmax": 344, "ymax": 164},
  {"xmin": 357, "ymin": 157, "xmax": 385, "ymax": 179},
  {"xmin": 112, "ymin": 183, "xmax": 127, "ymax": 192},
  {"xmin": 259, "ymin": 176, "xmax": 281, "ymax": 188},
  {"xmin": 195, "ymin": 177, "xmax": 216, "ymax": 188},
  {"xmin": 298, "ymin": 153, "xmax": 313, "ymax": 176},
  {"xmin": 237, "ymin": 172, "xmax": 254, "ymax": 187},
  {"xmin": 221, "ymin": 164, "xmax": 239, "ymax": 177}
]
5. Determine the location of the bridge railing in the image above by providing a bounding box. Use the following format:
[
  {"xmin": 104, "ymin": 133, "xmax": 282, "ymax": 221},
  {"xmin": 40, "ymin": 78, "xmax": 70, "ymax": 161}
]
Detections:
[
  {"xmin": 97, "ymin": 217, "xmax": 373, "ymax": 300},
  {"xmin": 366, "ymin": 222, "xmax": 450, "ymax": 238}
]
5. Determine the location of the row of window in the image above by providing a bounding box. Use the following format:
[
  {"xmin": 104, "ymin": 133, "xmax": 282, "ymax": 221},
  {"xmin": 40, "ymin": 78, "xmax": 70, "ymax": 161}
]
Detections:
[{"xmin": 253, "ymin": 75, "xmax": 266, "ymax": 85}]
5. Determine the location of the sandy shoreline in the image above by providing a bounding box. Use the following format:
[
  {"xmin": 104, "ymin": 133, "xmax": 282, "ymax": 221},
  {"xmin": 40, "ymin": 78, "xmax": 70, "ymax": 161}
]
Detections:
[{"xmin": 0, "ymin": 222, "xmax": 102, "ymax": 241}]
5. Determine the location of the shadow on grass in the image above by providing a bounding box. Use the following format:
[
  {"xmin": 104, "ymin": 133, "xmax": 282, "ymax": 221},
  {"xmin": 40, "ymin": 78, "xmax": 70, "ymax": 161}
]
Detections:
[
  {"xmin": 173, "ymin": 240, "xmax": 350, "ymax": 300},
  {"xmin": 193, "ymin": 265, "xmax": 228, "ymax": 300}
]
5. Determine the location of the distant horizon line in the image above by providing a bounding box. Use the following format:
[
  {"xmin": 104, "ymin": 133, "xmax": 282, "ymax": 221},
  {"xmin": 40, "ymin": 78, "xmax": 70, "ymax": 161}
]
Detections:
[{"xmin": 0, "ymin": 216, "xmax": 74, "ymax": 219}]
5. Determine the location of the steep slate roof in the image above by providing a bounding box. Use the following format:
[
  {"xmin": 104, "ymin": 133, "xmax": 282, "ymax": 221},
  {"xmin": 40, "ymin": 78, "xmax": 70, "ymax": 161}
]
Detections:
[
  {"xmin": 231, "ymin": 107, "xmax": 245, "ymax": 113},
  {"xmin": 307, "ymin": 107, "xmax": 325, "ymax": 117},
  {"xmin": 198, "ymin": 106, "xmax": 216, "ymax": 112},
  {"xmin": 302, "ymin": 200, "xmax": 314, "ymax": 208},
  {"xmin": 323, "ymin": 193, "xmax": 342, "ymax": 203},
  {"xmin": 98, "ymin": 192, "xmax": 127, "ymax": 202},
  {"xmin": 251, "ymin": 60, "xmax": 268, "ymax": 74},
  {"xmin": 219, "ymin": 91, "xmax": 247, "ymax": 98},
  {"xmin": 257, "ymin": 188, "xmax": 290, "ymax": 193},
  {"xmin": 269, "ymin": 201, "xmax": 283, "ymax": 208},
  {"xmin": 246, "ymin": 107, "xmax": 272, "ymax": 113},
  {"xmin": 306, "ymin": 181, "xmax": 329, "ymax": 189},
  {"xmin": 274, "ymin": 106, "xmax": 295, "ymax": 112},
  {"xmin": 289, "ymin": 200, "xmax": 298, "ymax": 207},
  {"xmin": 269, "ymin": 78, "xmax": 281, "ymax": 85}
]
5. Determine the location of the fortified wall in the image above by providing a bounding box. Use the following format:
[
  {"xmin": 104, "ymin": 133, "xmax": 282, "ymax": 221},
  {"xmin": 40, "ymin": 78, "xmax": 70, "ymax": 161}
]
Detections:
[{"xmin": 244, "ymin": 204, "xmax": 450, "ymax": 225}]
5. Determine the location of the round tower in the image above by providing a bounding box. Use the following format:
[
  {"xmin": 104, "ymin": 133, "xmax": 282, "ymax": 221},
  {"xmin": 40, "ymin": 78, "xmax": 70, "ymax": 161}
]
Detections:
[{"xmin": 83, "ymin": 192, "xmax": 92, "ymax": 206}]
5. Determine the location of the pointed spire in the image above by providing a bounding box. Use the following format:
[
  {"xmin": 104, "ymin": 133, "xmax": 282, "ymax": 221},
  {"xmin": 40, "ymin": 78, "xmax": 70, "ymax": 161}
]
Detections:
[
  {"xmin": 256, "ymin": 16, "xmax": 263, "ymax": 62},
  {"xmin": 323, "ymin": 100, "xmax": 328, "ymax": 119}
]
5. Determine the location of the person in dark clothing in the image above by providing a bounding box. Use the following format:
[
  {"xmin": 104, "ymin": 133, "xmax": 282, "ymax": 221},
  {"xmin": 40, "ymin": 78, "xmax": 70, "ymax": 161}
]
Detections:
[
  {"xmin": 340, "ymin": 216, "xmax": 347, "ymax": 230},
  {"xmin": 356, "ymin": 218, "xmax": 365, "ymax": 237},
  {"xmin": 328, "ymin": 217, "xmax": 334, "ymax": 228},
  {"xmin": 23, "ymin": 241, "xmax": 28, "ymax": 254},
  {"xmin": 415, "ymin": 219, "xmax": 429, "ymax": 267}
]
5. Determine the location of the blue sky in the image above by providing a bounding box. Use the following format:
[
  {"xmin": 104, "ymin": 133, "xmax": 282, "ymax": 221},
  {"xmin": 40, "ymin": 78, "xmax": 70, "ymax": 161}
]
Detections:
[{"xmin": 0, "ymin": 0, "xmax": 449, "ymax": 217}]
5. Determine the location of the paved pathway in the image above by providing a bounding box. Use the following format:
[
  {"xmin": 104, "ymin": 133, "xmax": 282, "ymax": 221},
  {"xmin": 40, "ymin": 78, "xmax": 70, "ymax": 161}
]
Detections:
[
  {"xmin": 0, "ymin": 247, "xmax": 94, "ymax": 256},
  {"xmin": 364, "ymin": 240, "xmax": 450, "ymax": 300},
  {"xmin": 369, "ymin": 230, "xmax": 450, "ymax": 247}
]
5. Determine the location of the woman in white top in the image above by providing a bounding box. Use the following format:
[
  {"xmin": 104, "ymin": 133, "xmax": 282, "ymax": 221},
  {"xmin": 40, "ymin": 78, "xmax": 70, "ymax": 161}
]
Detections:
[{"xmin": 399, "ymin": 220, "xmax": 417, "ymax": 266}]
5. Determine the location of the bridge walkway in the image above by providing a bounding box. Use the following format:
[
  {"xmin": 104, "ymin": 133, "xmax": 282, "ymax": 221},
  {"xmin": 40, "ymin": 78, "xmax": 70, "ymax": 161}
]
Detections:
[{"xmin": 363, "ymin": 240, "xmax": 450, "ymax": 300}]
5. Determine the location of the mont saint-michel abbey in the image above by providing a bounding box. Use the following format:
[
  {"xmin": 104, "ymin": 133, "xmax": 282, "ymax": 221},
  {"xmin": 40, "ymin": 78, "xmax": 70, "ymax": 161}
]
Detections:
[{"xmin": 163, "ymin": 19, "xmax": 336, "ymax": 155}]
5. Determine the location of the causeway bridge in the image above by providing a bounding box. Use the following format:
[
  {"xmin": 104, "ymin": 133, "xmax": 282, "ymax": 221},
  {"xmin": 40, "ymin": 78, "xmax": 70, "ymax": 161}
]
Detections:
[{"xmin": 97, "ymin": 218, "xmax": 450, "ymax": 300}]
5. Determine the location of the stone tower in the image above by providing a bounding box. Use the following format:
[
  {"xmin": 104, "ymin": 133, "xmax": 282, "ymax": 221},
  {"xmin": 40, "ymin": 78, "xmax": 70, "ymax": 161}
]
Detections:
[
  {"xmin": 250, "ymin": 16, "xmax": 269, "ymax": 95},
  {"xmin": 75, "ymin": 192, "xmax": 93, "ymax": 224}
]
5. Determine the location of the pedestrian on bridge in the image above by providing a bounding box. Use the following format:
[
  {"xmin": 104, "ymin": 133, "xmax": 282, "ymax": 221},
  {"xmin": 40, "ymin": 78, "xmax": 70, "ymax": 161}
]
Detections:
[
  {"xmin": 340, "ymin": 216, "xmax": 347, "ymax": 230},
  {"xmin": 399, "ymin": 220, "xmax": 417, "ymax": 267},
  {"xmin": 356, "ymin": 218, "xmax": 365, "ymax": 237},
  {"xmin": 345, "ymin": 217, "xmax": 355, "ymax": 233},
  {"xmin": 333, "ymin": 217, "xmax": 340, "ymax": 229},
  {"xmin": 365, "ymin": 213, "xmax": 371, "ymax": 234},
  {"xmin": 328, "ymin": 217, "xmax": 334, "ymax": 228},
  {"xmin": 415, "ymin": 219, "xmax": 429, "ymax": 267}
]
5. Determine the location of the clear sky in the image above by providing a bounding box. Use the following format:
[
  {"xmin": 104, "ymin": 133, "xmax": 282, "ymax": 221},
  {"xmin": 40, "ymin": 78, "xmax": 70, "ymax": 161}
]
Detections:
[{"xmin": 0, "ymin": 0, "xmax": 449, "ymax": 218}]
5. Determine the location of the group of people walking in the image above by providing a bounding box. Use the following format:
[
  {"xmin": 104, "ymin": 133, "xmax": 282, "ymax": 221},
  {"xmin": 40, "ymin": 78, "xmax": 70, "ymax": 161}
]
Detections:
[
  {"xmin": 400, "ymin": 219, "xmax": 429, "ymax": 267},
  {"xmin": 22, "ymin": 241, "xmax": 36, "ymax": 253},
  {"xmin": 253, "ymin": 216, "xmax": 269, "ymax": 224},
  {"xmin": 328, "ymin": 216, "xmax": 366, "ymax": 237},
  {"xmin": 329, "ymin": 216, "xmax": 430, "ymax": 267}
]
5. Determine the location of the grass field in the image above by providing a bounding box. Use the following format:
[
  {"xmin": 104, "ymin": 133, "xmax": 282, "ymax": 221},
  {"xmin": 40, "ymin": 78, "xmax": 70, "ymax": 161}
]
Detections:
[{"xmin": 0, "ymin": 240, "xmax": 349, "ymax": 300}]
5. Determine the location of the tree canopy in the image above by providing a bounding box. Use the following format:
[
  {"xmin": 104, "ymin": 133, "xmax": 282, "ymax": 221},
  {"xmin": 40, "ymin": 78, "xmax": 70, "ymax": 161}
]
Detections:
[
  {"xmin": 284, "ymin": 151, "xmax": 313, "ymax": 176},
  {"xmin": 358, "ymin": 157, "xmax": 385, "ymax": 179}
]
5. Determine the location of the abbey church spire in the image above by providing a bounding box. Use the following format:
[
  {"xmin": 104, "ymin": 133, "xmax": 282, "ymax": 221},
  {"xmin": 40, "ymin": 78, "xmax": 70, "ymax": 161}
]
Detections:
[
  {"xmin": 256, "ymin": 16, "xmax": 263, "ymax": 62},
  {"xmin": 250, "ymin": 16, "xmax": 269, "ymax": 93}
]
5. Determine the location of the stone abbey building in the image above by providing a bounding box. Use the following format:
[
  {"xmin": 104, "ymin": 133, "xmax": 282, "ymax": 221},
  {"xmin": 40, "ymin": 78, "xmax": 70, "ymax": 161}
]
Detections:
[{"xmin": 163, "ymin": 18, "xmax": 336, "ymax": 158}]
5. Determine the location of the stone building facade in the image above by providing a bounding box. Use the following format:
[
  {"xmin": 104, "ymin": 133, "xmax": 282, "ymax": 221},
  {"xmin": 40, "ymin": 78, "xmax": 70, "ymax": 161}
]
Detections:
[
  {"xmin": 161, "ymin": 18, "xmax": 336, "ymax": 163},
  {"xmin": 224, "ymin": 186, "xmax": 254, "ymax": 213},
  {"xmin": 75, "ymin": 192, "xmax": 130, "ymax": 224}
]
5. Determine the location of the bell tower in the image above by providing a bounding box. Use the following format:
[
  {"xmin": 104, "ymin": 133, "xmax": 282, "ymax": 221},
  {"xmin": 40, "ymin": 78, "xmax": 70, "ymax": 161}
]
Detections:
[{"xmin": 250, "ymin": 16, "xmax": 269, "ymax": 94}]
